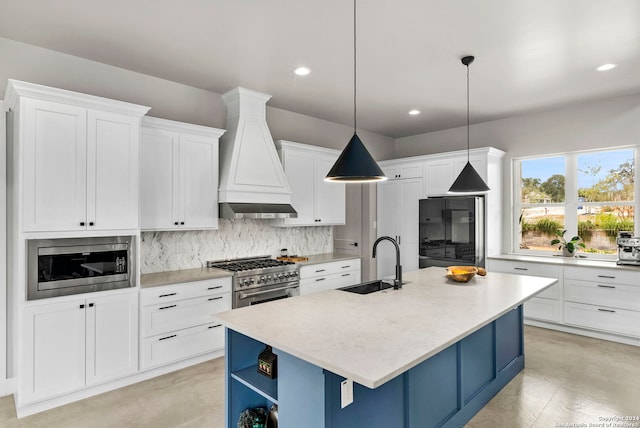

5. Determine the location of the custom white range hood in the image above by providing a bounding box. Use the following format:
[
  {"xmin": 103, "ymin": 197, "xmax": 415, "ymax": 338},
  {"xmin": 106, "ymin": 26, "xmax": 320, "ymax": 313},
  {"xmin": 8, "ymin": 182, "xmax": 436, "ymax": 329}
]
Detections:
[{"xmin": 218, "ymin": 87, "xmax": 296, "ymax": 219}]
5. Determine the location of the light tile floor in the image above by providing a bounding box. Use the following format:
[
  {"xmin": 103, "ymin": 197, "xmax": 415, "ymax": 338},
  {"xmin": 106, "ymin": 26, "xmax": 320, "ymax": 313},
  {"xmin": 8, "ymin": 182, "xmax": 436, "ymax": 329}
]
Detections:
[{"xmin": 0, "ymin": 326, "xmax": 638, "ymax": 427}]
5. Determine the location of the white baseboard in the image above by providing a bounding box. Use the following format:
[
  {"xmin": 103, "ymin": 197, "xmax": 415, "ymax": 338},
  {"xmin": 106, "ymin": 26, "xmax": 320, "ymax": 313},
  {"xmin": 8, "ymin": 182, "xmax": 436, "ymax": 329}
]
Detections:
[
  {"xmin": 524, "ymin": 318, "xmax": 640, "ymax": 347},
  {"xmin": 0, "ymin": 377, "xmax": 17, "ymax": 397},
  {"xmin": 15, "ymin": 349, "xmax": 224, "ymax": 418}
]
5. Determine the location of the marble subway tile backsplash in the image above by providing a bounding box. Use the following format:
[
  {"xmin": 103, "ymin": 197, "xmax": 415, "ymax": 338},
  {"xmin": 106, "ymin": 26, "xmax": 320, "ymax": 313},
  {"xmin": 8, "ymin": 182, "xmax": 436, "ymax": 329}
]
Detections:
[{"xmin": 140, "ymin": 219, "xmax": 333, "ymax": 273}]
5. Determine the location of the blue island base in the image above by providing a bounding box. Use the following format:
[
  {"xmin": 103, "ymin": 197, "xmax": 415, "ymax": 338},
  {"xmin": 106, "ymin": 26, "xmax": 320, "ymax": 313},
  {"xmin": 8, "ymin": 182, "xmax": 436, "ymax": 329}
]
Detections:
[{"xmin": 226, "ymin": 306, "xmax": 523, "ymax": 428}]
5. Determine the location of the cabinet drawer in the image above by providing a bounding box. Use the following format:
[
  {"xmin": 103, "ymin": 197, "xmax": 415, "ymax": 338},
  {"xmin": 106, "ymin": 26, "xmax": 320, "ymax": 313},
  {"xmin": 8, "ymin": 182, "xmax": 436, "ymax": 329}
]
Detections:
[
  {"xmin": 300, "ymin": 259, "xmax": 360, "ymax": 279},
  {"xmin": 141, "ymin": 293, "xmax": 231, "ymax": 337},
  {"xmin": 489, "ymin": 259, "xmax": 561, "ymax": 278},
  {"xmin": 564, "ymin": 302, "xmax": 640, "ymax": 337},
  {"xmin": 140, "ymin": 322, "xmax": 225, "ymax": 370},
  {"xmin": 564, "ymin": 266, "xmax": 639, "ymax": 286},
  {"xmin": 564, "ymin": 279, "xmax": 640, "ymax": 311},
  {"xmin": 300, "ymin": 271, "xmax": 362, "ymax": 295},
  {"xmin": 523, "ymin": 297, "xmax": 561, "ymax": 322},
  {"xmin": 140, "ymin": 277, "xmax": 231, "ymax": 306}
]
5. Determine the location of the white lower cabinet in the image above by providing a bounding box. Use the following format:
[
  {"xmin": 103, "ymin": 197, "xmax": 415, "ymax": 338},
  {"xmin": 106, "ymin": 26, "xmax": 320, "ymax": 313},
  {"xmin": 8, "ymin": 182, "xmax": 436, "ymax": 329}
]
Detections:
[
  {"xmin": 21, "ymin": 291, "xmax": 138, "ymax": 404},
  {"xmin": 299, "ymin": 259, "xmax": 361, "ymax": 295},
  {"xmin": 489, "ymin": 257, "xmax": 640, "ymax": 342},
  {"xmin": 563, "ymin": 266, "xmax": 640, "ymax": 337},
  {"xmin": 139, "ymin": 277, "xmax": 231, "ymax": 370}
]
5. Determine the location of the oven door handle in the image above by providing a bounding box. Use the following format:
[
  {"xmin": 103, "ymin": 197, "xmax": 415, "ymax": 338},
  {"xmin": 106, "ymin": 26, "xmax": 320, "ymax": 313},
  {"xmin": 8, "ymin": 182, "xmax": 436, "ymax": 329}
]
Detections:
[{"xmin": 239, "ymin": 285, "xmax": 299, "ymax": 300}]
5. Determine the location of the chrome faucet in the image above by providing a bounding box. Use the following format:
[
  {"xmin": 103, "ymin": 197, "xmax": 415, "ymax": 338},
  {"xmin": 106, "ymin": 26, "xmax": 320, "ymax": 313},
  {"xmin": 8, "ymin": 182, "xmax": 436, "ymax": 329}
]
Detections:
[{"xmin": 372, "ymin": 236, "xmax": 402, "ymax": 289}]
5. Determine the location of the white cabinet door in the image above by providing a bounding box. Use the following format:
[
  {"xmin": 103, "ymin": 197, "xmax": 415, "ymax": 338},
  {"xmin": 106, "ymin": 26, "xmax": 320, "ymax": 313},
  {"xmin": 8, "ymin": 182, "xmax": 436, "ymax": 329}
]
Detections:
[
  {"xmin": 377, "ymin": 179, "xmax": 421, "ymax": 278},
  {"xmin": 376, "ymin": 180, "xmax": 400, "ymax": 279},
  {"xmin": 86, "ymin": 292, "xmax": 138, "ymax": 386},
  {"xmin": 22, "ymin": 99, "xmax": 87, "ymax": 232},
  {"xmin": 140, "ymin": 128, "xmax": 179, "ymax": 229},
  {"xmin": 314, "ymin": 154, "xmax": 345, "ymax": 224},
  {"xmin": 180, "ymin": 134, "xmax": 219, "ymax": 229},
  {"xmin": 424, "ymin": 158, "xmax": 454, "ymax": 196},
  {"xmin": 399, "ymin": 179, "xmax": 421, "ymax": 273},
  {"xmin": 281, "ymin": 149, "xmax": 316, "ymax": 225},
  {"xmin": 382, "ymin": 163, "xmax": 422, "ymax": 180},
  {"xmin": 88, "ymin": 110, "xmax": 140, "ymax": 230},
  {"xmin": 22, "ymin": 300, "xmax": 86, "ymax": 403}
]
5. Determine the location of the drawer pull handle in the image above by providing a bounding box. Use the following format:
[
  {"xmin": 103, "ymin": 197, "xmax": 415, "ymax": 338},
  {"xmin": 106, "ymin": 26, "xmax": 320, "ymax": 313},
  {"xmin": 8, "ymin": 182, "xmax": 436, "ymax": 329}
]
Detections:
[
  {"xmin": 514, "ymin": 267, "xmax": 528, "ymax": 271},
  {"xmin": 315, "ymin": 269, "xmax": 326, "ymax": 273},
  {"xmin": 316, "ymin": 278, "xmax": 326, "ymax": 282},
  {"xmin": 597, "ymin": 308, "xmax": 616, "ymax": 313},
  {"xmin": 159, "ymin": 293, "xmax": 177, "ymax": 298},
  {"xmin": 597, "ymin": 284, "xmax": 616, "ymax": 289},
  {"xmin": 208, "ymin": 324, "xmax": 222, "ymax": 329},
  {"xmin": 159, "ymin": 334, "xmax": 177, "ymax": 341},
  {"xmin": 341, "ymin": 265, "xmax": 351, "ymax": 269},
  {"xmin": 159, "ymin": 304, "xmax": 177, "ymax": 310},
  {"xmin": 341, "ymin": 273, "xmax": 351, "ymax": 277},
  {"xmin": 597, "ymin": 275, "xmax": 615, "ymax": 279},
  {"xmin": 208, "ymin": 297, "xmax": 223, "ymax": 301},
  {"xmin": 207, "ymin": 286, "xmax": 223, "ymax": 290}
]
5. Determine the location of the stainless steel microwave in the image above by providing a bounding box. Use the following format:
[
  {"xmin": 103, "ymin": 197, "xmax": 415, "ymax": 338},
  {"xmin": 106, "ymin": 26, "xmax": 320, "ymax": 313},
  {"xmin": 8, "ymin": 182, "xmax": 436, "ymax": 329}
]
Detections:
[{"xmin": 27, "ymin": 236, "xmax": 136, "ymax": 300}]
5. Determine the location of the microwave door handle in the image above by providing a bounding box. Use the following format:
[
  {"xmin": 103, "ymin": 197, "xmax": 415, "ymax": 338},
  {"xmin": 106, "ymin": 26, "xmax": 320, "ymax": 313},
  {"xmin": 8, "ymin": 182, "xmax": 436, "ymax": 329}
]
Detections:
[{"xmin": 239, "ymin": 285, "xmax": 299, "ymax": 300}]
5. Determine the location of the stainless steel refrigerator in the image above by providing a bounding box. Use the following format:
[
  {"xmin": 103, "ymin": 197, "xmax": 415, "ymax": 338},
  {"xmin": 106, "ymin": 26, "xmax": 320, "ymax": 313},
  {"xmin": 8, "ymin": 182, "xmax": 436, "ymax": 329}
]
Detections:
[{"xmin": 419, "ymin": 196, "xmax": 485, "ymax": 268}]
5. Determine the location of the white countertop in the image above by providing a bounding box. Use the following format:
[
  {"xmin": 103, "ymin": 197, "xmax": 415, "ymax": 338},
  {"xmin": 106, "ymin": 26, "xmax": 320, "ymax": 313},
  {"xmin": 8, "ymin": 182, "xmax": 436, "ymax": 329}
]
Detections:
[
  {"xmin": 214, "ymin": 267, "xmax": 557, "ymax": 389},
  {"xmin": 489, "ymin": 253, "xmax": 640, "ymax": 271},
  {"xmin": 140, "ymin": 267, "xmax": 232, "ymax": 288}
]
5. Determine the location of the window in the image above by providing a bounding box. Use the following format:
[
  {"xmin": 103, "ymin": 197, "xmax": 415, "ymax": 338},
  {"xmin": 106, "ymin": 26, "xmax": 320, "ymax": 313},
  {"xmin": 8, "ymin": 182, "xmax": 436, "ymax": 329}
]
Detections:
[{"xmin": 515, "ymin": 147, "xmax": 636, "ymax": 256}]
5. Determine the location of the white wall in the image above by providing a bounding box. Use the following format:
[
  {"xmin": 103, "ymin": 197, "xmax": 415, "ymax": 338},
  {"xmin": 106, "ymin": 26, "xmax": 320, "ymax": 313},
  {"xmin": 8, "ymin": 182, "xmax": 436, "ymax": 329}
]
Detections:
[
  {"xmin": 0, "ymin": 99, "xmax": 7, "ymax": 395},
  {"xmin": 395, "ymin": 92, "xmax": 640, "ymax": 253},
  {"xmin": 0, "ymin": 37, "xmax": 395, "ymax": 160}
]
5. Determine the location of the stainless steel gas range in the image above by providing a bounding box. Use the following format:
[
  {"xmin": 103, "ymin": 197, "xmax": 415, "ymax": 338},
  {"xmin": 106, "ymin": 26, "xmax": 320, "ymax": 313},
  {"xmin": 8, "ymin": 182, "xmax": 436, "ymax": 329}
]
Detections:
[{"xmin": 207, "ymin": 255, "xmax": 300, "ymax": 308}]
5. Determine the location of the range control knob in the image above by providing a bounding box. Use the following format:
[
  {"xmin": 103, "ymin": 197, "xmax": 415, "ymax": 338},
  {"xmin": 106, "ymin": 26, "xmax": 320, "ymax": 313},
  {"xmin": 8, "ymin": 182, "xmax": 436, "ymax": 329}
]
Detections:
[{"xmin": 258, "ymin": 276, "xmax": 265, "ymax": 284}]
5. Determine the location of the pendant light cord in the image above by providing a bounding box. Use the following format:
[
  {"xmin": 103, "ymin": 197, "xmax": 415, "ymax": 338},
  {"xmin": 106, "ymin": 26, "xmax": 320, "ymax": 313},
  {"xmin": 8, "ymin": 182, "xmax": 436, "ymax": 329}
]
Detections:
[
  {"xmin": 466, "ymin": 61, "xmax": 470, "ymax": 163},
  {"xmin": 353, "ymin": 0, "xmax": 357, "ymax": 133}
]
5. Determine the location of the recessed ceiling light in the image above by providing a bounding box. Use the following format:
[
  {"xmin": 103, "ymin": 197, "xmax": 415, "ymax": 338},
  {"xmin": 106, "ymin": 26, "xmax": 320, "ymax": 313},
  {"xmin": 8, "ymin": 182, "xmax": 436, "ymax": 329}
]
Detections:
[
  {"xmin": 596, "ymin": 63, "xmax": 616, "ymax": 71},
  {"xmin": 293, "ymin": 66, "xmax": 311, "ymax": 76},
  {"xmin": 408, "ymin": 109, "xmax": 421, "ymax": 116}
]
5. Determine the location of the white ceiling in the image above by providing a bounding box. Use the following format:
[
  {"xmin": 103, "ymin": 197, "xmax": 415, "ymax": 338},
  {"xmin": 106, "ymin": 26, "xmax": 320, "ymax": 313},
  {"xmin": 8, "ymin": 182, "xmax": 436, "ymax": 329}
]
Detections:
[{"xmin": 1, "ymin": 0, "xmax": 639, "ymax": 138}]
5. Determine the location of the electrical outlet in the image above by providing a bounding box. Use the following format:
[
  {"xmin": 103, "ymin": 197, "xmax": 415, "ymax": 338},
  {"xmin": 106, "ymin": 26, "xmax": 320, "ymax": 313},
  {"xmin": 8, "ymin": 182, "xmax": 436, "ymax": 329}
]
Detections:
[{"xmin": 341, "ymin": 379, "xmax": 353, "ymax": 408}]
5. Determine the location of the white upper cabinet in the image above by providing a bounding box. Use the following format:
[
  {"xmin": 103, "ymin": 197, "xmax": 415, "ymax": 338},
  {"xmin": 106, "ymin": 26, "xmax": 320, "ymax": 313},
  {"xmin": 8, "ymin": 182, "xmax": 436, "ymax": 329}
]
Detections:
[
  {"xmin": 140, "ymin": 117, "xmax": 225, "ymax": 231},
  {"xmin": 381, "ymin": 162, "xmax": 423, "ymax": 180},
  {"xmin": 5, "ymin": 80, "xmax": 150, "ymax": 233},
  {"xmin": 274, "ymin": 141, "xmax": 346, "ymax": 226},
  {"xmin": 423, "ymin": 158, "xmax": 455, "ymax": 195},
  {"xmin": 423, "ymin": 150, "xmax": 494, "ymax": 196}
]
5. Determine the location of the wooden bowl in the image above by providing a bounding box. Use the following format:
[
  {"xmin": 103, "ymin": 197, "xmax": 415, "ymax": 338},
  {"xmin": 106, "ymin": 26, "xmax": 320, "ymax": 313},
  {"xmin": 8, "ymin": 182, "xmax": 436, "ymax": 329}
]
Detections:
[{"xmin": 446, "ymin": 266, "xmax": 478, "ymax": 283}]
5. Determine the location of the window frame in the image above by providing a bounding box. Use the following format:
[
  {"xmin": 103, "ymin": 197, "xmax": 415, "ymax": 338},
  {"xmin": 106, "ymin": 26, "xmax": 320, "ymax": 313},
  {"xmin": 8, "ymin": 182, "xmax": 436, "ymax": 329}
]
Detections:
[{"xmin": 512, "ymin": 145, "xmax": 639, "ymax": 259}]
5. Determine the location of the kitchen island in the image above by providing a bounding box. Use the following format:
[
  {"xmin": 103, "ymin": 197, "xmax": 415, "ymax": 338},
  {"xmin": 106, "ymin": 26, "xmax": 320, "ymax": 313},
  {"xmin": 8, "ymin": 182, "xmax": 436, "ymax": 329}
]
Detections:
[{"xmin": 215, "ymin": 267, "xmax": 557, "ymax": 428}]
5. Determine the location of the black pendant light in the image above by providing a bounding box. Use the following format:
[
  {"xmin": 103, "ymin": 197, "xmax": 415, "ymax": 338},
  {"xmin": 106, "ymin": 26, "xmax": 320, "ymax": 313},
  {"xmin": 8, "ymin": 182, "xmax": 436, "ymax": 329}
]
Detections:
[
  {"xmin": 325, "ymin": 0, "xmax": 386, "ymax": 183},
  {"xmin": 448, "ymin": 55, "xmax": 490, "ymax": 193}
]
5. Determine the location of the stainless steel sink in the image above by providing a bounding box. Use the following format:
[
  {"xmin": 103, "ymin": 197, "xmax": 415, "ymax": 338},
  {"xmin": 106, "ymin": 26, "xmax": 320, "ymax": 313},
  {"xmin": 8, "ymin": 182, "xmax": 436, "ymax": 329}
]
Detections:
[{"xmin": 339, "ymin": 280, "xmax": 395, "ymax": 294}]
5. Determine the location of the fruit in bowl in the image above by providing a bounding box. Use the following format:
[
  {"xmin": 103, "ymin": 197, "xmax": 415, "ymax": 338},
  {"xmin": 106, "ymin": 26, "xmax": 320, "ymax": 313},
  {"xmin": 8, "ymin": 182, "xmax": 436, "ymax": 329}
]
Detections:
[{"xmin": 446, "ymin": 266, "xmax": 479, "ymax": 283}]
